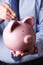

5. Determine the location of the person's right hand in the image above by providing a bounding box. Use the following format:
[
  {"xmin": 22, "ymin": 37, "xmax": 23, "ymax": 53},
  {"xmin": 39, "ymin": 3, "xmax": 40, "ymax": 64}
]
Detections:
[{"xmin": 0, "ymin": 3, "xmax": 17, "ymax": 21}]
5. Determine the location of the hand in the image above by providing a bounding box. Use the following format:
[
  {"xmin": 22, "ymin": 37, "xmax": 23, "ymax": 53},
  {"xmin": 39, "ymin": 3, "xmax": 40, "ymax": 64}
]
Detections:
[
  {"xmin": 10, "ymin": 45, "xmax": 38, "ymax": 57},
  {"xmin": 10, "ymin": 49, "xmax": 34, "ymax": 57},
  {"xmin": 0, "ymin": 3, "xmax": 17, "ymax": 21}
]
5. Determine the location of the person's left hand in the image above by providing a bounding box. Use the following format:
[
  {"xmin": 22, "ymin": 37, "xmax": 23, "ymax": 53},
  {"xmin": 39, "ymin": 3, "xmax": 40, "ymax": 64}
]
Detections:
[{"xmin": 10, "ymin": 46, "xmax": 38, "ymax": 57}]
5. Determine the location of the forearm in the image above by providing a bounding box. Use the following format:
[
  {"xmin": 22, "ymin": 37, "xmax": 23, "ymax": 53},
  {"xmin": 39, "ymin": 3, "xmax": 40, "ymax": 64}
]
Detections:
[
  {"xmin": 36, "ymin": 29, "xmax": 43, "ymax": 56},
  {"xmin": 36, "ymin": 1, "xmax": 43, "ymax": 56}
]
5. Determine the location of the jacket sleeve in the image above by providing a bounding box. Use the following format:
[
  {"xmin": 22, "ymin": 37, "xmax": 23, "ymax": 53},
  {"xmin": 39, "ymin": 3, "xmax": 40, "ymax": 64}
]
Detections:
[{"xmin": 36, "ymin": 0, "xmax": 43, "ymax": 56}]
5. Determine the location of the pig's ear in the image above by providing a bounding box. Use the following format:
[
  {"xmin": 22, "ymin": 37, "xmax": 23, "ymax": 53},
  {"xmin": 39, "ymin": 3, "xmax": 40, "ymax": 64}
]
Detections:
[
  {"xmin": 11, "ymin": 21, "xmax": 20, "ymax": 32},
  {"xmin": 23, "ymin": 17, "xmax": 34, "ymax": 26}
]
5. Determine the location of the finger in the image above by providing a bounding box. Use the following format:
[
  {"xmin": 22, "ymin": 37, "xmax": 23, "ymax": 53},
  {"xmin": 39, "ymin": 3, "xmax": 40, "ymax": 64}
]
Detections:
[
  {"xmin": 2, "ymin": 3, "xmax": 17, "ymax": 18},
  {"xmin": 5, "ymin": 14, "xmax": 11, "ymax": 20},
  {"xmin": 21, "ymin": 49, "xmax": 34, "ymax": 57},
  {"xmin": 21, "ymin": 52, "xmax": 29, "ymax": 57},
  {"xmin": 0, "ymin": 5, "xmax": 7, "ymax": 19},
  {"xmin": 0, "ymin": 11, "xmax": 10, "ymax": 20},
  {"xmin": 4, "ymin": 11, "xmax": 14, "ymax": 20},
  {"xmin": 5, "ymin": 16, "xmax": 11, "ymax": 20},
  {"xmin": 6, "ymin": 10, "xmax": 18, "ymax": 19},
  {"xmin": 10, "ymin": 50, "xmax": 16, "ymax": 57},
  {"xmin": 21, "ymin": 52, "xmax": 31, "ymax": 57},
  {"xmin": 34, "ymin": 45, "xmax": 38, "ymax": 53},
  {"xmin": 6, "ymin": 11, "xmax": 13, "ymax": 18}
]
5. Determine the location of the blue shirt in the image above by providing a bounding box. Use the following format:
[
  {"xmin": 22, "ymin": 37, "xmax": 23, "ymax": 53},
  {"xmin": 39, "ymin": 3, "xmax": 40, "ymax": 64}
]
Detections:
[{"xmin": 0, "ymin": 0, "xmax": 43, "ymax": 63}]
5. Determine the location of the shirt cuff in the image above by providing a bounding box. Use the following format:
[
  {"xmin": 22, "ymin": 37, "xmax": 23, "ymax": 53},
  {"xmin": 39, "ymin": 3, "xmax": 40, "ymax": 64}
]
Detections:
[{"xmin": 0, "ymin": 20, "xmax": 4, "ymax": 24}]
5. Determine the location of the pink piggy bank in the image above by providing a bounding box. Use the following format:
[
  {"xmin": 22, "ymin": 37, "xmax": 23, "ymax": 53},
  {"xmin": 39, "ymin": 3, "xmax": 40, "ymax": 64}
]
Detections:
[{"xmin": 3, "ymin": 17, "xmax": 38, "ymax": 57}]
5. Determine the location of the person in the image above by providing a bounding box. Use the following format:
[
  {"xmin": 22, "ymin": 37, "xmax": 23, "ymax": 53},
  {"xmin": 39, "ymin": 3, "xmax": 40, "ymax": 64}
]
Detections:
[{"xmin": 0, "ymin": 0, "xmax": 43, "ymax": 65}]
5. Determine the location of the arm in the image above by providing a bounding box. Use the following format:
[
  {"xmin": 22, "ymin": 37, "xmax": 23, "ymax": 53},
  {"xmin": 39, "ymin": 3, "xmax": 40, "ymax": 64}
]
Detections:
[{"xmin": 36, "ymin": 0, "xmax": 43, "ymax": 56}]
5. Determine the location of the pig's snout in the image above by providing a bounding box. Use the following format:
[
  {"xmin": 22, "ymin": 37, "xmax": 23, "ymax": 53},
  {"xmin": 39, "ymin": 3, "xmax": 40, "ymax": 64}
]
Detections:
[{"xmin": 24, "ymin": 35, "xmax": 33, "ymax": 44}]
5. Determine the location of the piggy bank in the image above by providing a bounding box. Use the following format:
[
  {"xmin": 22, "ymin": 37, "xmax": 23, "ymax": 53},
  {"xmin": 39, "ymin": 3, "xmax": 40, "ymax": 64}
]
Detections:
[{"xmin": 3, "ymin": 17, "xmax": 38, "ymax": 58}]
